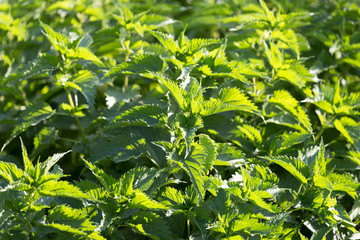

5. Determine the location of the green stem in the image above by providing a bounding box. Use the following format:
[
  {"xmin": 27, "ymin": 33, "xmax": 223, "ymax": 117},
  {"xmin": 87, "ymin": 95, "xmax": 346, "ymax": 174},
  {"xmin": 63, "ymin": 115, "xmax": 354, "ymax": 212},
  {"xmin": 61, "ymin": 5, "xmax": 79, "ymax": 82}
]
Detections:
[
  {"xmin": 123, "ymin": 53, "xmax": 130, "ymax": 89},
  {"xmin": 314, "ymin": 115, "xmax": 336, "ymax": 143},
  {"xmin": 121, "ymin": 41, "xmax": 131, "ymax": 89},
  {"xmin": 253, "ymin": 77, "xmax": 257, "ymax": 97},
  {"xmin": 187, "ymin": 218, "xmax": 191, "ymax": 238},
  {"xmin": 66, "ymin": 88, "xmax": 86, "ymax": 141}
]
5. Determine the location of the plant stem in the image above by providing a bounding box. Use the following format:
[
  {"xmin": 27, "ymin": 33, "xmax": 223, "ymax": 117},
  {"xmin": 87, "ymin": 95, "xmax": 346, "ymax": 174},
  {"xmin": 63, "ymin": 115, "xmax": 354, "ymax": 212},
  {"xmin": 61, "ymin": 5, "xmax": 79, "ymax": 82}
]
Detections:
[
  {"xmin": 253, "ymin": 77, "xmax": 257, "ymax": 96},
  {"xmin": 123, "ymin": 52, "xmax": 130, "ymax": 89},
  {"xmin": 314, "ymin": 115, "xmax": 336, "ymax": 143},
  {"xmin": 187, "ymin": 218, "xmax": 191, "ymax": 238},
  {"xmin": 66, "ymin": 88, "xmax": 86, "ymax": 141},
  {"xmin": 121, "ymin": 40, "xmax": 131, "ymax": 90}
]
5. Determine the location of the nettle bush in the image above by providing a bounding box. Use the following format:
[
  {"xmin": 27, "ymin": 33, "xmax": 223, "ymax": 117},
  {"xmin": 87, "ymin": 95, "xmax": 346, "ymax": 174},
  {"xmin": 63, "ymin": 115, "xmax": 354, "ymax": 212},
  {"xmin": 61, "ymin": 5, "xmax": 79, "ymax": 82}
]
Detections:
[{"xmin": 0, "ymin": 0, "xmax": 360, "ymax": 239}]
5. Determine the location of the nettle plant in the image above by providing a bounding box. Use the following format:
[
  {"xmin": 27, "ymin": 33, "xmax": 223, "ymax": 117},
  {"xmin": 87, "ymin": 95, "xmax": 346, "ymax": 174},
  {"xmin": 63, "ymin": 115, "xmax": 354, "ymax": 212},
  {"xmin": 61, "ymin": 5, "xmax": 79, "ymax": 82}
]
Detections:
[{"xmin": 1, "ymin": 0, "xmax": 360, "ymax": 239}]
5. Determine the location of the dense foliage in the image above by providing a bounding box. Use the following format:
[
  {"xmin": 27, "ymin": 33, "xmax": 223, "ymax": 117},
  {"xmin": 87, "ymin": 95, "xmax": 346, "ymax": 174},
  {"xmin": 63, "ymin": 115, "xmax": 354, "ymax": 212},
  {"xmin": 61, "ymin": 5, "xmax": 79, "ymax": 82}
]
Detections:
[{"xmin": 1, "ymin": 0, "xmax": 360, "ymax": 239}]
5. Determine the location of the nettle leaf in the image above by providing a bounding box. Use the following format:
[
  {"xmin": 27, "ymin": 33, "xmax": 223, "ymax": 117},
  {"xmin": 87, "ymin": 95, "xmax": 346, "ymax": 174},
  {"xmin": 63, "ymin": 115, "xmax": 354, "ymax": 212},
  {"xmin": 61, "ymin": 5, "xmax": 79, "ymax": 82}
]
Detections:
[
  {"xmin": 230, "ymin": 214, "xmax": 273, "ymax": 235},
  {"xmin": 186, "ymin": 38, "xmax": 221, "ymax": 54},
  {"xmin": 310, "ymin": 224, "xmax": 335, "ymax": 240},
  {"xmin": 183, "ymin": 156, "xmax": 205, "ymax": 203},
  {"xmin": 72, "ymin": 70, "xmax": 98, "ymax": 109},
  {"xmin": 126, "ymin": 166, "xmax": 162, "ymax": 193},
  {"xmin": 108, "ymin": 105, "xmax": 165, "ymax": 128},
  {"xmin": 40, "ymin": 151, "xmax": 71, "ymax": 175},
  {"xmin": 157, "ymin": 74, "xmax": 188, "ymax": 111},
  {"xmin": 82, "ymin": 159, "xmax": 117, "ymax": 195},
  {"xmin": 277, "ymin": 68, "xmax": 305, "ymax": 88},
  {"xmin": 0, "ymin": 162, "xmax": 24, "ymax": 183},
  {"xmin": 129, "ymin": 190, "xmax": 167, "ymax": 210},
  {"xmin": 44, "ymin": 205, "xmax": 105, "ymax": 240},
  {"xmin": 32, "ymin": 127, "xmax": 58, "ymax": 157},
  {"xmin": 38, "ymin": 180, "xmax": 92, "ymax": 200},
  {"xmin": 328, "ymin": 172, "xmax": 359, "ymax": 199},
  {"xmin": 77, "ymin": 33, "xmax": 93, "ymax": 48},
  {"xmin": 150, "ymin": 31, "xmax": 179, "ymax": 55},
  {"xmin": 106, "ymin": 54, "xmax": 165, "ymax": 77},
  {"xmin": 215, "ymin": 143, "xmax": 245, "ymax": 166},
  {"xmin": 347, "ymin": 151, "xmax": 360, "ymax": 167},
  {"xmin": 2, "ymin": 102, "xmax": 55, "ymax": 151},
  {"xmin": 66, "ymin": 47, "xmax": 102, "ymax": 65},
  {"xmin": 248, "ymin": 191, "xmax": 276, "ymax": 213},
  {"xmin": 272, "ymin": 29, "xmax": 300, "ymax": 58},
  {"xmin": 191, "ymin": 134, "xmax": 217, "ymax": 171},
  {"xmin": 333, "ymin": 117, "xmax": 360, "ymax": 149},
  {"xmin": 129, "ymin": 211, "xmax": 173, "ymax": 240},
  {"xmin": 299, "ymin": 143, "xmax": 326, "ymax": 177},
  {"xmin": 177, "ymin": 114, "xmax": 204, "ymax": 157},
  {"xmin": 265, "ymin": 155, "xmax": 308, "ymax": 184},
  {"xmin": 333, "ymin": 118, "xmax": 353, "ymax": 144},
  {"xmin": 139, "ymin": 14, "xmax": 175, "ymax": 29},
  {"xmin": 277, "ymin": 132, "xmax": 312, "ymax": 153},
  {"xmin": 7, "ymin": 54, "xmax": 59, "ymax": 82},
  {"xmin": 265, "ymin": 41, "xmax": 283, "ymax": 69},
  {"xmin": 269, "ymin": 90, "xmax": 312, "ymax": 133},
  {"xmin": 202, "ymin": 88, "xmax": 261, "ymax": 117},
  {"xmin": 20, "ymin": 138, "xmax": 34, "ymax": 175},
  {"xmin": 89, "ymin": 137, "xmax": 145, "ymax": 163},
  {"xmin": 235, "ymin": 124, "xmax": 263, "ymax": 145},
  {"xmin": 170, "ymin": 152, "xmax": 205, "ymax": 203},
  {"xmin": 40, "ymin": 21, "xmax": 70, "ymax": 54},
  {"xmin": 159, "ymin": 187, "xmax": 184, "ymax": 206}
]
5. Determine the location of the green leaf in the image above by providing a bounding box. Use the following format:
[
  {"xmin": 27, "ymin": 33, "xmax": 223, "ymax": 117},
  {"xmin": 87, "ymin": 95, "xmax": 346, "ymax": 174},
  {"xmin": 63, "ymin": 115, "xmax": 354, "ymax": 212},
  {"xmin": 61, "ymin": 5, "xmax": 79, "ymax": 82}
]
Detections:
[
  {"xmin": 277, "ymin": 68, "xmax": 304, "ymax": 88},
  {"xmin": 40, "ymin": 151, "xmax": 71, "ymax": 175},
  {"xmin": 38, "ymin": 180, "xmax": 92, "ymax": 200},
  {"xmin": 77, "ymin": 33, "xmax": 93, "ymax": 48},
  {"xmin": 347, "ymin": 151, "xmax": 360, "ymax": 167},
  {"xmin": 106, "ymin": 54, "xmax": 165, "ymax": 77},
  {"xmin": 32, "ymin": 127, "xmax": 58, "ymax": 157},
  {"xmin": 265, "ymin": 155, "xmax": 308, "ymax": 184},
  {"xmin": 82, "ymin": 158, "xmax": 117, "ymax": 195},
  {"xmin": 170, "ymin": 152, "xmax": 205, "ymax": 203},
  {"xmin": 269, "ymin": 90, "xmax": 312, "ymax": 133},
  {"xmin": 183, "ymin": 157, "xmax": 205, "ymax": 203},
  {"xmin": 328, "ymin": 172, "xmax": 359, "ymax": 199},
  {"xmin": 0, "ymin": 161, "xmax": 23, "ymax": 183},
  {"xmin": 157, "ymin": 74, "xmax": 188, "ymax": 111},
  {"xmin": 278, "ymin": 132, "xmax": 312, "ymax": 153},
  {"xmin": 72, "ymin": 70, "xmax": 98, "ymax": 109},
  {"xmin": 248, "ymin": 191, "xmax": 276, "ymax": 213},
  {"xmin": 150, "ymin": 31, "xmax": 179, "ymax": 55},
  {"xmin": 40, "ymin": 21, "xmax": 70, "ymax": 54},
  {"xmin": 236, "ymin": 124, "xmax": 262, "ymax": 145},
  {"xmin": 108, "ymin": 105, "xmax": 165, "ymax": 128},
  {"xmin": 129, "ymin": 190, "xmax": 167, "ymax": 210},
  {"xmin": 2, "ymin": 102, "xmax": 55, "ymax": 151},
  {"xmin": 334, "ymin": 118, "xmax": 353, "ymax": 144},
  {"xmin": 310, "ymin": 224, "xmax": 335, "ymax": 240},
  {"xmin": 177, "ymin": 114, "xmax": 203, "ymax": 157},
  {"xmin": 160, "ymin": 187, "xmax": 184, "ymax": 206},
  {"xmin": 202, "ymin": 88, "xmax": 260, "ymax": 116},
  {"xmin": 265, "ymin": 42, "xmax": 283, "ymax": 69},
  {"xmin": 129, "ymin": 211, "xmax": 172, "ymax": 240},
  {"xmin": 230, "ymin": 214, "xmax": 272, "ymax": 234},
  {"xmin": 191, "ymin": 134, "xmax": 217, "ymax": 171},
  {"xmin": 66, "ymin": 47, "xmax": 102, "ymax": 65},
  {"xmin": 20, "ymin": 138, "xmax": 34, "ymax": 175},
  {"xmin": 89, "ymin": 137, "xmax": 145, "ymax": 163},
  {"xmin": 46, "ymin": 205, "xmax": 93, "ymax": 230},
  {"xmin": 186, "ymin": 38, "xmax": 221, "ymax": 54},
  {"xmin": 44, "ymin": 205, "xmax": 106, "ymax": 240},
  {"xmin": 7, "ymin": 54, "xmax": 59, "ymax": 82}
]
